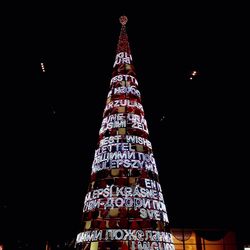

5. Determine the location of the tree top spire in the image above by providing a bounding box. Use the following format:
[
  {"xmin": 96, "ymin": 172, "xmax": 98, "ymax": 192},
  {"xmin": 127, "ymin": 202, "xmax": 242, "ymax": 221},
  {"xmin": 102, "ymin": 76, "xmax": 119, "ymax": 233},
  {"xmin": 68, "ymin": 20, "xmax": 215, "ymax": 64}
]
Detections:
[{"xmin": 119, "ymin": 16, "xmax": 128, "ymax": 26}]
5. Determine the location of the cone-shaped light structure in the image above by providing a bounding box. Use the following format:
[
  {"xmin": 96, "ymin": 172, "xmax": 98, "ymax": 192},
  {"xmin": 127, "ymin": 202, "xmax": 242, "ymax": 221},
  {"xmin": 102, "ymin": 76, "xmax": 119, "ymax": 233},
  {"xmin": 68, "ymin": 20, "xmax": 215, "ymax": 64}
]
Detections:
[{"xmin": 75, "ymin": 16, "xmax": 175, "ymax": 250}]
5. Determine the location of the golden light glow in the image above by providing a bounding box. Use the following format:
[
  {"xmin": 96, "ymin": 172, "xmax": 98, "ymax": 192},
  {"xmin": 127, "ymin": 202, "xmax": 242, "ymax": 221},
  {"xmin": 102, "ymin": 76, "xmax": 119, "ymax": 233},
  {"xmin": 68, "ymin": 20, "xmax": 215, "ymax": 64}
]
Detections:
[
  {"xmin": 172, "ymin": 230, "xmax": 237, "ymax": 250},
  {"xmin": 90, "ymin": 242, "xmax": 98, "ymax": 250}
]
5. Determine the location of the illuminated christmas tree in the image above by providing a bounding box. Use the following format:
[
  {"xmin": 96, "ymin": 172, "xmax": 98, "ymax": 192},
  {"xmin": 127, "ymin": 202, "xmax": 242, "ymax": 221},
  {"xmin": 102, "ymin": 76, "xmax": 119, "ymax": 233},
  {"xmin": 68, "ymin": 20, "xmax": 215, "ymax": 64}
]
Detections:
[{"xmin": 75, "ymin": 16, "xmax": 175, "ymax": 250}]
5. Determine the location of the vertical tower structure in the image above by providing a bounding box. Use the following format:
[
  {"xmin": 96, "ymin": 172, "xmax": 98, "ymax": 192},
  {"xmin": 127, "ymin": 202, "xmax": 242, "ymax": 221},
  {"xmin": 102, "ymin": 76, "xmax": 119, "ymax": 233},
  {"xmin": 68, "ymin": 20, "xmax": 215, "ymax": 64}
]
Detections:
[{"xmin": 76, "ymin": 16, "xmax": 175, "ymax": 250}]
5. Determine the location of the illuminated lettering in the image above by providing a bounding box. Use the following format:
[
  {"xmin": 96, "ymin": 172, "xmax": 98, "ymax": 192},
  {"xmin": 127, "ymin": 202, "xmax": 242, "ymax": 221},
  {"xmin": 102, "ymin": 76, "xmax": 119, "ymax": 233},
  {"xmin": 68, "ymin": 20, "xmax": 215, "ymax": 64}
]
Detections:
[
  {"xmin": 113, "ymin": 86, "xmax": 141, "ymax": 97},
  {"xmin": 99, "ymin": 113, "xmax": 150, "ymax": 134},
  {"xmin": 76, "ymin": 230, "xmax": 103, "ymax": 243},
  {"xmin": 103, "ymin": 99, "xmax": 144, "ymax": 113},
  {"xmin": 95, "ymin": 142, "xmax": 135, "ymax": 157},
  {"xmin": 110, "ymin": 74, "xmax": 138, "ymax": 86},
  {"xmin": 113, "ymin": 52, "xmax": 133, "ymax": 67},
  {"xmin": 76, "ymin": 230, "xmax": 175, "ymax": 245},
  {"xmin": 123, "ymin": 229, "xmax": 137, "ymax": 240},
  {"xmin": 139, "ymin": 208, "xmax": 161, "ymax": 220},
  {"xmin": 92, "ymin": 151, "xmax": 158, "ymax": 174},
  {"xmin": 99, "ymin": 135, "xmax": 152, "ymax": 149},
  {"xmin": 144, "ymin": 179, "xmax": 162, "ymax": 192},
  {"xmin": 83, "ymin": 197, "xmax": 167, "ymax": 213},
  {"xmin": 104, "ymin": 198, "xmax": 114, "ymax": 209}
]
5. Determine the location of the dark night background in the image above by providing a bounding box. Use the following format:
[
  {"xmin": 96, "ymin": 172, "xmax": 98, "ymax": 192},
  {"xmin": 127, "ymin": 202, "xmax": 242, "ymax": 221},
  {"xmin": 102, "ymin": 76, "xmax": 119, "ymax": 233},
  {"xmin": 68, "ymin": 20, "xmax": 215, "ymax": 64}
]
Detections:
[{"xmin": 1, "ymin": 1, "xmax": 249, "ymax": 247}]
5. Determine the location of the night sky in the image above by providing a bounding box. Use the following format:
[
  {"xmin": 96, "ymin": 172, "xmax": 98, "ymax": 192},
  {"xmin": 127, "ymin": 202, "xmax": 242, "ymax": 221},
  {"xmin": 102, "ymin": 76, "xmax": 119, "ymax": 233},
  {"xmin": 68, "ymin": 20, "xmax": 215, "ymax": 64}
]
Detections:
[{"xmin": 1, "ymin": 2, "xmax": 249, "ymax": 245}]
